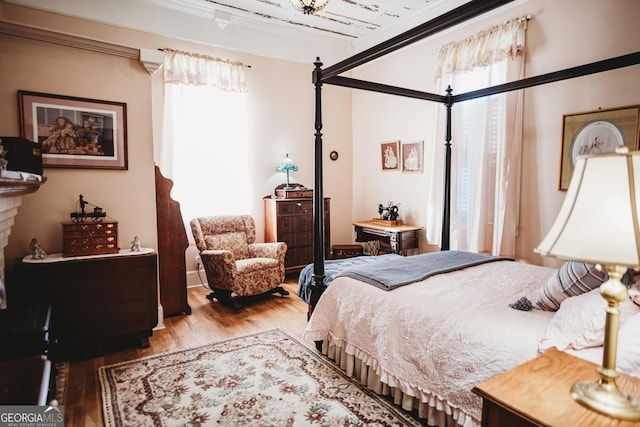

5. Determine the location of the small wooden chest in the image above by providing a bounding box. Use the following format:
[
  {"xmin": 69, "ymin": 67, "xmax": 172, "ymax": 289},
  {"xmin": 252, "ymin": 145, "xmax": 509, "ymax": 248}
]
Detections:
[
  {"xmin": 275, "ymin": 188, "xmax": 314, "ymax": 199},
  {"xmin": 332, "ymin": 244, "xmax": 364, "ymax": 259},
  {"xmin": 62, "ymin": 221, "xmax": 119, "ymax": 257}
]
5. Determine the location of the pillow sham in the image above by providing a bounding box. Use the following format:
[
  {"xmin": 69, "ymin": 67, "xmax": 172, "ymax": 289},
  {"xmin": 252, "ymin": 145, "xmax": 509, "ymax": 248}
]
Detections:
[
  {"xmin": 609, "ymin": 312, "xmax": 640, "ymax": 377},
  {"xmin": 533, "ymin": 261, "xmax": 607, "ymax": 311},
  {"xmin": 565, "ymin": 312, "xmax": 640, "ymax": 379},
  {"xmin": 538, "ymin": 288, "xmax": 640, "ymax": 353}
]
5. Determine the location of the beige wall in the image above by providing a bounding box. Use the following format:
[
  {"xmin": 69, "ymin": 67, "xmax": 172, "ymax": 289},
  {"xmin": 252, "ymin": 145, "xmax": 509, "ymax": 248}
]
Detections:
[
  {"xmin": 350, "ymin": 0, "xmax": 640, "ymax": 266},
  {"xmin": 0, "ymin": 34, "xmax": 158, "ymax": 271},
  {"xmin": 0, "ymin": 2, "xmax": 354, "ymax": 281},
  {"xmin": 2, "ymin": 0, "xmax": 639, "ymax": 281}
]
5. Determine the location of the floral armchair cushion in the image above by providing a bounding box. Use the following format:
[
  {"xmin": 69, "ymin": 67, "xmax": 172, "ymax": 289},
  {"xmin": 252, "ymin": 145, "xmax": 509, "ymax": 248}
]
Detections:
[
  {"xmin": 204, "ymin": 233, "xmax": 249, "ymax": 260},
  {"xmin": 190, "ymin": 215, "xmax": 287, "ymax": 298}
]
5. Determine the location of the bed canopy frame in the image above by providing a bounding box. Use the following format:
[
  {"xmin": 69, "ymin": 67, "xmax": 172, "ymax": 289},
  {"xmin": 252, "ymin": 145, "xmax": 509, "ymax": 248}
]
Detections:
[{"xmin": 307, "ymin": 0, "xmax": 640, "ymax": 306}]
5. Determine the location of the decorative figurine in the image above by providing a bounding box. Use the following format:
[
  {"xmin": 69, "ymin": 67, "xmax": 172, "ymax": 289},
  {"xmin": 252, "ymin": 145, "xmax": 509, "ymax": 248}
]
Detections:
[
  {"xmin": 70, "ymin": 194, "xmax": 107, "ymax": 222},
  {"xmin": 131, "ymin": 235, "xmax": 141, "ymax": 252},
  {"xmin": 29, "ymin": 238, "xmax": 47, "ymax": 259}
]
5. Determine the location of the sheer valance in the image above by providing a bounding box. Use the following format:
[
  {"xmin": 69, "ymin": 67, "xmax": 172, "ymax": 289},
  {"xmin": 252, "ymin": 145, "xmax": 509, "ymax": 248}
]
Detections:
[
  {"xmin": 163, "ymin": 48, "xmax": 248, "ymax": 92},
  {"xmin": 435, "ymin": 17, "xmax": 527, "ymax": 80}
]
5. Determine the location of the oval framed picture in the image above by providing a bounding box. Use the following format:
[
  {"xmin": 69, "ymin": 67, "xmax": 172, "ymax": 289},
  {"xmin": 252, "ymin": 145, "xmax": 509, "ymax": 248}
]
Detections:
[
  {"xmin": 559, "ymin": 105, "xmax": 640, "ymax": 191},
  {"xmin": 569, "ymin": 120, "xmax": 624, "ymax": 168},
  {"xmin": 329, "ymin": 150, "xmax": 339, "ymax": 161}
]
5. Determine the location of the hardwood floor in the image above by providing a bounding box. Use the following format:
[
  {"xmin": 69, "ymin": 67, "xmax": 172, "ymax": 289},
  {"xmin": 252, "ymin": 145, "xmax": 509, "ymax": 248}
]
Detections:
[{"xmin": 62, "ymin": 277, "xmax": 309, "ymax": 426}]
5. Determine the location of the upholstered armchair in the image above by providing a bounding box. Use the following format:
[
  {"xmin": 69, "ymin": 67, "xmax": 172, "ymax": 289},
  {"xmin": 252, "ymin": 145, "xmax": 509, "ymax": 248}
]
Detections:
[{"xmin": 190, "ymin": 215, "xmax": 288, "ymax": 310}]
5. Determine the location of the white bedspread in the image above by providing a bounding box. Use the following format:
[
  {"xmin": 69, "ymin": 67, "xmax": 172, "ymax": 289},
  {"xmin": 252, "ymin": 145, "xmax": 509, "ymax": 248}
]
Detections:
[{"xmin": 304, "ymin": 260, "xmax": 556, "ymax": 427}]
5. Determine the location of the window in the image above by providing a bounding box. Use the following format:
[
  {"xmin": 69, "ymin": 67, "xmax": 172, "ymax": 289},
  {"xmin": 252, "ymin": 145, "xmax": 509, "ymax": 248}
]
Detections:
[
  {"xmin": 159, "ymin": 50, "xmax": 250, "ymax": 225},
  {"xmin": 445, "ymin": 61, "xmax": 506, "ymax": 250},
  {"xmin": 429, "ymin": 17, "xmax": 526, "ymax": 256}
]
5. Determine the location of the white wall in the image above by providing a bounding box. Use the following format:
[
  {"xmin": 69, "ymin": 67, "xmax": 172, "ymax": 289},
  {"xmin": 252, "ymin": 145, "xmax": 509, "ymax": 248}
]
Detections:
[{"xmin": 350, "ymin": 0, "xmax": 640, "ymax": 265}]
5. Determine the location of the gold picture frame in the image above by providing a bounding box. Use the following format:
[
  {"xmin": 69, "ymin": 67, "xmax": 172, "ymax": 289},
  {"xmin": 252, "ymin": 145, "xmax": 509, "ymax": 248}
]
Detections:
[
  {"xmin": 381, "ymin": 141, "xmax": 400, "ymax": 171},
  {"xmin": 559, "ymin": 105, "xmax": 640, "ymax": 190}
]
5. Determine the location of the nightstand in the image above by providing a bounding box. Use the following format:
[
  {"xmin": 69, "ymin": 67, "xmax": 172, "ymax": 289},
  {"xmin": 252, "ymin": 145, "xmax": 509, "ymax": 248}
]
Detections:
[{"xmin": 472, "ymin": 349, "xmax": 640, "ymax": 427}]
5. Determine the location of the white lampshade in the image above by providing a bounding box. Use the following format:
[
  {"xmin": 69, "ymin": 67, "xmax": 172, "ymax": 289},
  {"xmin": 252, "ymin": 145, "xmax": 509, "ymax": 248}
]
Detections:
[
  {"xmin": 535, "ymin": 148, "xmax": 640, "ymax": 268},
  {"xmin": 537, "ymin": 147, "xmax": 640, "ymax": 420}
]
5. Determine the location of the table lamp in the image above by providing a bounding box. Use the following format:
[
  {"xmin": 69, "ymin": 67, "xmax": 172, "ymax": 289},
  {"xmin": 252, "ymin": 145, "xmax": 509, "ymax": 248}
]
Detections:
[
  {"xmin": 535, "ymin": 146, "xmax": 640, "ymax": 420},
  {"xmin": 276, "ymin": 154, "xmax": 298, "ymax": 189}
]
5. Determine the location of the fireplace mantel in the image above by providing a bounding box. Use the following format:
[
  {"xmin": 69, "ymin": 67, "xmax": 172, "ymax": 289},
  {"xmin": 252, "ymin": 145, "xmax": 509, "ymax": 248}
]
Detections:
[
  {"xmin": 0, "ymin": 178, "xmax": 46, "ymax": 198},
  {"xmin": 0, "ymin": 177, "xmax": 46, "ymax": 308}
]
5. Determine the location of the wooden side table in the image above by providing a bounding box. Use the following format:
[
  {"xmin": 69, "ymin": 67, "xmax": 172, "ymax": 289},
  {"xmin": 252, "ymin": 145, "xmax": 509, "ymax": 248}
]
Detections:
[
  {"xmin": 472, "ymin": 349, "xmax": 640, "ymax": 427},
  {"xmin": 352, "ymin": 220, "xmax": 422, "ymax": 255},
  {"xmin": 9, "ymin": 249, "xmax": 158, "ymax": 360}
]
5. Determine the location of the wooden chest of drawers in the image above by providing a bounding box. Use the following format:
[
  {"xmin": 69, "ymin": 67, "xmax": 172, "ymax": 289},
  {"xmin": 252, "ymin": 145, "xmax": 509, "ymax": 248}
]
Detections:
[
  {"xmin": 264, "ymin": 197, "xmax": 330, "ymax": 273},
  {"xmin": 62, "ymin": 221, "xmax": 119, "ymax": 257},
  {"xmin": 10, "ymin": 251, "xmax": 158, "ymax": 360}
]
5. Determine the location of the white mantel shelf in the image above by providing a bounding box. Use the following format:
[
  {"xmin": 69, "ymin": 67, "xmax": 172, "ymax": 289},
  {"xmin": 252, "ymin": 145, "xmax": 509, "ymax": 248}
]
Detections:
[
  {"xmin": 0, "ymin": 178, "xmax": 46, "ymax": 308},
  {"xmin": 0, "ymin": 177, "xmax": 47, "ymax": 198}
]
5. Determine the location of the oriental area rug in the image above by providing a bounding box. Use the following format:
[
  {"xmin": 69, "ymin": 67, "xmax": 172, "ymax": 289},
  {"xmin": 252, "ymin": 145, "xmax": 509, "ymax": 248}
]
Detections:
[{"xmin": 98, "ymin": 328, "xmax": 421, "ymax": 427}]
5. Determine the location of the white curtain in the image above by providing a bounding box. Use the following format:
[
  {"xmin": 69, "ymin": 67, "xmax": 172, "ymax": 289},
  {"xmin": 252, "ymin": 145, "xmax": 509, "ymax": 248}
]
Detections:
[
  {"xmin": 427, "ymin": 17, "xmax": 527, "ymax": 256},
  {"xmin": 158, "ymin": 48, "xmax": 250, "ymax": 226}
]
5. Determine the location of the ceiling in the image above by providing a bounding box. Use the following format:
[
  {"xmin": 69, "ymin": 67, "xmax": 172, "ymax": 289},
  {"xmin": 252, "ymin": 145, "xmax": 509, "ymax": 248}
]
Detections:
[
  {"xmin": 2, "ymin": 0, "xmax": 496, "ymax": 64},
  {"xmin": 189, "ymin": 0, "xmax": 466, "ymax": 41}
]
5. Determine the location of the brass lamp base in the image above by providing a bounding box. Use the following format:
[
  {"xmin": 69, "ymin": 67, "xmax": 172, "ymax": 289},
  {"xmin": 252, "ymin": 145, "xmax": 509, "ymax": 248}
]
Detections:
[{"xmin": 571, "ymin": 380, "xmax": 640, "ymax": 420}]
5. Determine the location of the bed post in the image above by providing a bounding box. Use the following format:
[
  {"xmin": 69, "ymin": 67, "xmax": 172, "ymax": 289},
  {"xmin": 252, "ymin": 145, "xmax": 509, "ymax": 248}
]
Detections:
[
  {"xmin": 441, "ymin": 85, "xmax": 453, "ymax": 251},
  {"xmin": 310, "ymin": 57, "xmax": 326, "ymax": 309}
]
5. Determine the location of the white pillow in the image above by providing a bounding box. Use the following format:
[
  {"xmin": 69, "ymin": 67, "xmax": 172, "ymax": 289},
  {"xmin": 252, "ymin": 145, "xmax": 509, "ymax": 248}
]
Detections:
[
  {"xmin": 566, "ymin": 313, "xmax": 640, "ymax": 378},
  {"xmin": 614, "ymin": 312, "xmax": 640, "ymax": 377},
  {"xmin": 538, "ymin": 288, "xmax": 640, "ymax": 352}
]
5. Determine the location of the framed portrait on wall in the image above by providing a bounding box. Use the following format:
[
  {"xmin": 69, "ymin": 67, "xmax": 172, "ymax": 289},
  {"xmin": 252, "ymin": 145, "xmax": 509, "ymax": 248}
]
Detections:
[
  {"xmin": 381, "ymin": 141, "xmax": 400, "ymax": 171},
  {"xmin": 19, "ymin": 90, "xmax": 128, "ymax": 170},
  {"xmin": 401, "ymin": 141, "xmax": 424, "ymax": 173},
  {"xmin": 559, "ymin": 105, "xmax": 640, "ymax": 190}
]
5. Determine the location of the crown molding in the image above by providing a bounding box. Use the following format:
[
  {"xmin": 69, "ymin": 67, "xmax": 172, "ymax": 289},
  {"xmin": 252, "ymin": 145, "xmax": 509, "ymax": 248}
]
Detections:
[
  {"xmin": 0, "ymin": 20, "xmax": 166, "ymax": 73},
  {"xmin": 0, "ymin": 20, "xmax": 139, "ymax": 59}
]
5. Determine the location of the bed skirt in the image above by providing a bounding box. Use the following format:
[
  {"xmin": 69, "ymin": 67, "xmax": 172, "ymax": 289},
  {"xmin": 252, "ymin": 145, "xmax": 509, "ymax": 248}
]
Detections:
[{"xmin": 319, "ymin": 338, "xmax": 480, "ymax": 427}]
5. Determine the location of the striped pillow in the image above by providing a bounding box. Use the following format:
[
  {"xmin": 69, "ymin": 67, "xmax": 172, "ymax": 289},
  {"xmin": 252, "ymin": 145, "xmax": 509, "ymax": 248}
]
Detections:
[{"xmin": 534, "ymin": 261, "xmax": 607, "ymax": 311}]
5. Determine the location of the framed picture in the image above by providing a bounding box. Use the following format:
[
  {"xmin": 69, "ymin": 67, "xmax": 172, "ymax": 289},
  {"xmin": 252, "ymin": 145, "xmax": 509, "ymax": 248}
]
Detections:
[
  {"xmin": 559, "ymin": 105, "xmax": 639, "ymax": 190},
  {"xmin": 401, "ymin": 141, "xmax": 424, "ymax": 173},
  {"xmin": 18, "ymin": 90, "xmax": 128, "ymax": 169},
  {"xmin": 381, "ymin": 141, "xmax": 400, "ymax": 171}
]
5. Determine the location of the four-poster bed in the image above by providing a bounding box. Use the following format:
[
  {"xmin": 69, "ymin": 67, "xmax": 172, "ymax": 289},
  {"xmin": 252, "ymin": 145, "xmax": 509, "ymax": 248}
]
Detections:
[
  {"xmin": 308, "ymin": 0, "xmax": 640, "ymax": 306},
  {"xmin": 302, "ymin": 0, "xmax": 640, "ymax": 426}
]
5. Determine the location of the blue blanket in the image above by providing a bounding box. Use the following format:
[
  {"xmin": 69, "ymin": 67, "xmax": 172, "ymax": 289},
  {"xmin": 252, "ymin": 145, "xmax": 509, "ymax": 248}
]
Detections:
[
  {"xmin": 336, "ymin": 250, "xmax": 513, "ymax": 291},
  {"xmin": 297, "ymin": 254, "xmax": 401, "ymax": 304}
]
